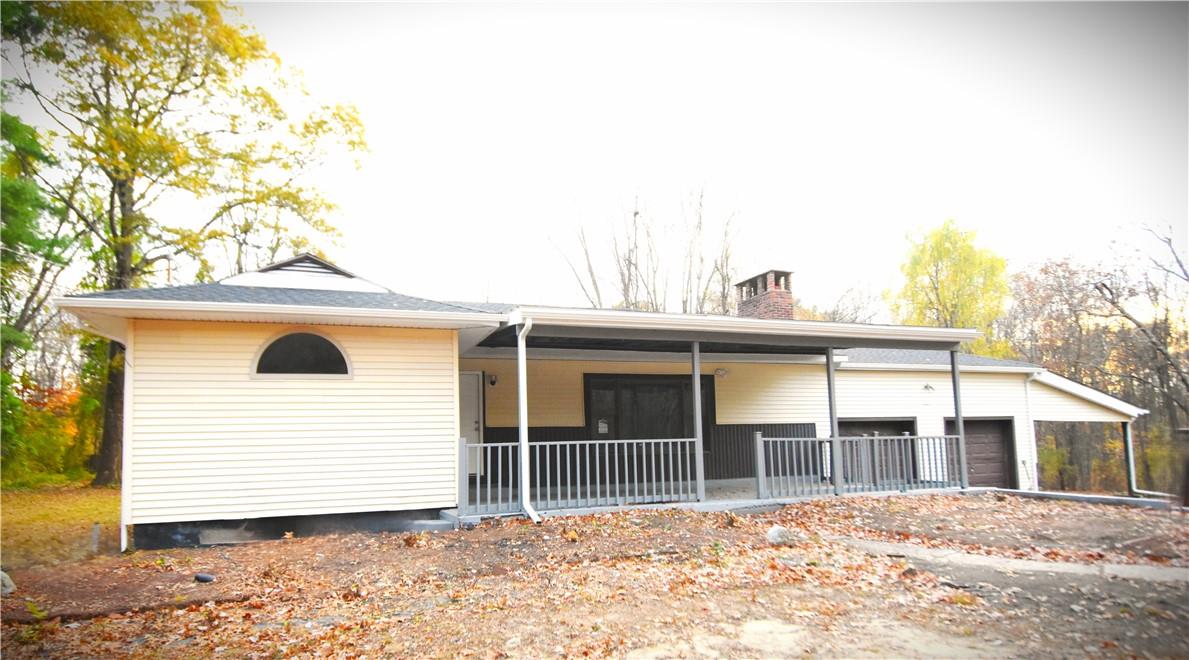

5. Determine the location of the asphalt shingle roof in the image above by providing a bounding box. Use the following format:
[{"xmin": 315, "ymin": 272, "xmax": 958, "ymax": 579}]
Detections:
[
  {"xmin": 69, "ymin": 287, "xmax": 1036, "ymax": 370},
  {"xmin": 69, "ymin": 284, "xmax": 486, "ymax": 314}
]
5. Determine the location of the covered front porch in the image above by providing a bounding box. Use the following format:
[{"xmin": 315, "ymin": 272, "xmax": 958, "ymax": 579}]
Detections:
[{"xmin": 456, "ymin": 307, "xmax": 978, "ymax": 519}]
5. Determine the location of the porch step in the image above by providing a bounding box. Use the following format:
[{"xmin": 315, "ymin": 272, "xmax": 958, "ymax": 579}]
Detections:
[
  {"xmin": 439, "ymin": 508, "xmax": 480, "ymax": 529},
  {"xmin": 406, "ymin": 518, "xmax": 457, "ymax": 533}
]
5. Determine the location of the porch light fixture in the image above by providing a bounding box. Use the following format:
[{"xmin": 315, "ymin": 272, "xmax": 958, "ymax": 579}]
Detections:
[
  {"xmin": 714, "ymin": 368, "xmax": 729, "ymax": 378},
  {"xmin": 923, "ymin": 383, "xmax": 935, "ymax": 391},
  {"xmin": 488, "ymin": 374, "xmax": 499, "ymax": 387}
]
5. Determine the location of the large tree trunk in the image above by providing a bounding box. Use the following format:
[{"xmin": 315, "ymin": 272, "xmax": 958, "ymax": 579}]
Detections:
[
  {"xmin": 91, "ymin": 340, "xmax": 125, "ymax": 485},
  {"xmin": 90, "ymin": 179, "xmax": 136, "ymax": 487},
  {"xmin": 0, "ymin": 342, "xmax": 14, "ymax": 375}
]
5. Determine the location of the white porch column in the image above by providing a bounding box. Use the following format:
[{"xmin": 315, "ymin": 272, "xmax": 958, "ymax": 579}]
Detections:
[
  {"xmin": 950, "ymin": 349, "xmax": 969, "ymax": 489},
  {"xmin": 692, "ymin": 341, "xmax": 706, "ymax": 501},
  {"xmin": 826, "ymin": 347, "xmax": 842, "ymax": 495}
]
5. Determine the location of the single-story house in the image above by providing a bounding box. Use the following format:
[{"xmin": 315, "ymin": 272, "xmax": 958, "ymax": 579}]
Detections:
[{"xmin": 56, "ymin": 255, "xmax": 1147, "ymax": 549}]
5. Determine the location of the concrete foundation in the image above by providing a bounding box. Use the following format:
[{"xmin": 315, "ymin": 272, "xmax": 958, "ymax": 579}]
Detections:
[
  {"xmin": 994, "ymin": 488, "xmax": 1179, "ymax": 510},
  {"xmin": 133, "ymin": 508, "xmax": 452, "ymax": 550}
]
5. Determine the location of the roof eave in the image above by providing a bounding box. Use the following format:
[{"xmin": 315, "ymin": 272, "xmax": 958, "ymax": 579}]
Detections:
[
  {"xmin": 1033, "ymin": 371, "xmax": 1148, "ymax": 419},
  {"xmin": 507, "ymin": 306, "xmax": 980, "ymax": 347},
  {"xmin": 54, "ymin": 297, "xmax": 504, "ymax": 330},
  {"xmin": 841, "ymin": 362, "xmax": 1041, "ymax": 374}
]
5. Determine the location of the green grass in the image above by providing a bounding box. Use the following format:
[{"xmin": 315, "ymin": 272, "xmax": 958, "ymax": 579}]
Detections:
[
  {"xmin": 1, "ymin": 470, "xmax": 93, "ymax": 491},
  {"xmin": 1, "ymin": 484, "xmax": 121, "ymax": 570}
]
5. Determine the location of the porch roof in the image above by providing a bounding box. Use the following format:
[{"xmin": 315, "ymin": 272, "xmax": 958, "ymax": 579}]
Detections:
[{"xmin": 488, "ymin": 307, "xmax": 980, "ymax": 353}]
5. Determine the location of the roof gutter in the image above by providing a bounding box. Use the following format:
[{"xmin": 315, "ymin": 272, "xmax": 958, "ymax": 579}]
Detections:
[
  {"xmin": 54, "ymin": 296, "xmax": 503, "ymax": 329},
  {"xmin": 509, "ymin": 306, "xmax": 980, "ymax": 344},
  {"xmin": 841, "ymin": 362, "xmax": 1039, "ymax": 374}
]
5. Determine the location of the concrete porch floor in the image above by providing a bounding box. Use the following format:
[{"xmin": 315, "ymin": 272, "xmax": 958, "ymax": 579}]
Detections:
[
  {"xmin": 706, "ymin": 478, "xmax": 760, "ymax": 500},
  {"xmin": 460, "ymin": 478, "xmax": 761, "ymax": 515},
  {"xmin": 444, "ymin": 481, "xmax": 973, "ymax": 525}
]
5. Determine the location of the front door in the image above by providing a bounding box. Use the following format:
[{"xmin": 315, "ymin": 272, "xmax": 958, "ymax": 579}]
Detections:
[
  {"xmin": 459, "ymin": 372, "xmax": 483, "ymax": 476},
  {"xmin": 585, "ymin": 374, "xmax": 714, "ymax": 439}
]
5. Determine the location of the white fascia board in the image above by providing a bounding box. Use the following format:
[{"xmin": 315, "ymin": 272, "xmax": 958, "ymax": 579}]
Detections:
[
  {"xmin": 840, "ymin": 362, "xmax": 1041, "ymax": 374},
  {"xmin": 507, "ymin": 307, "xmax": 980, "ymax": 344},
  {"xmin": 54, "ymin": 297, "xmax": 504, "ymax": 330},
  {"xmin": 1034, "ymin": 371, "xmax": 1148, "ymax": 418},
  {"xmin": 461, "ymin": 346, "xmax": 848, "ymax": 364}
]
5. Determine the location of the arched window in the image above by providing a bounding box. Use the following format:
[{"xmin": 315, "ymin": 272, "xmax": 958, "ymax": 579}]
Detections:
[{"xmin": 256, "ymin": 332, "xmax": 349, "ymax": 375}]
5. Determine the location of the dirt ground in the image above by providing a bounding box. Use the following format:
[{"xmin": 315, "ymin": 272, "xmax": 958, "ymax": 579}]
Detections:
[
  {"xmin": 2, "ymin": 493, "xmax": 1185, "ymax": 658},
  {"xmin": 794, "ymin": 492, "xmax": 1189, "ymax": 566}
]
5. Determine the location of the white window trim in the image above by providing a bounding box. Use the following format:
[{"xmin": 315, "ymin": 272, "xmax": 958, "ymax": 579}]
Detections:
[{"xmin": 250, "ymin": 327, "xmax": 354, "ymax": 379}]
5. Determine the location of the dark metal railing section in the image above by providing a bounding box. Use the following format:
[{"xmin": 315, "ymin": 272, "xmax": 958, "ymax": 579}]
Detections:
[
  {"xmin": 755, "ymin": 436, "xmax": 834, "ymax": 498},
  {"xmin": 460, "ymin": 434, "xmax": 963, "ymax": 516},
  {"xmin": 459, "ymin": 438, "xmax": 698, "ymax": 516},
  {"xmin": 757, "ymin": 433, "xmax": 963, "ymax": 498},
  {"xmin": 459, "ymin": 441, "xmax": 521, "ymax": 516}
]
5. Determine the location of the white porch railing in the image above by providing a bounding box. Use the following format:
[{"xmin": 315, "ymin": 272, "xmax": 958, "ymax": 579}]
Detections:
[{"xmin": 459, "ymin": 438, "xmax": 697, "ymax": 516}]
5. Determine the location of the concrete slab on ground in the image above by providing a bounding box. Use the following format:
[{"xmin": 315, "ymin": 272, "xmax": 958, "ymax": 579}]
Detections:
[{"xmin": 840, "ymin": 537, "xmax": 1189, "ymax": 584}]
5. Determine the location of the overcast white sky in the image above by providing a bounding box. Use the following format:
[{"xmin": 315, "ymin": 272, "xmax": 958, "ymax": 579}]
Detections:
[{"xmin": 180, "ymin": 3, "xmax": 1189, "ymax": 310}]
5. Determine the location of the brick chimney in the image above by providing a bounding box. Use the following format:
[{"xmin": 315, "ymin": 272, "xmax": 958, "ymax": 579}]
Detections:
[{"xmin": 735, "ymin": 270, "xmax": 795, "ymax": 320}]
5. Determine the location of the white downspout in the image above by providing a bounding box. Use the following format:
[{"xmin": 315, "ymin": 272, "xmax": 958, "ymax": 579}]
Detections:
[
  {"xmin": 120, "ymin": 320, "xmax": 134, "ymax": 551},
  {"xmin": 1123, "ymin": 420, "xmax": 1174, "ymax": 499},
  {"xmin": 517, "ymin": 319, "xmax": 541, "ymax": 523}
]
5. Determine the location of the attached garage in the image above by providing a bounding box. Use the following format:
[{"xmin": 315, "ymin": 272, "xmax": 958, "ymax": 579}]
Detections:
[{"xmin": 946, "ymin": 418, "xmax": 1016, "ymax": 489}]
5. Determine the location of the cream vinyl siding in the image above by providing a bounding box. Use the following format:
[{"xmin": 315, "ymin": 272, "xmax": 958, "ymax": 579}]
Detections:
[
  {"xmin": 458, "ymin": 358, "xmax": 816, "ymax": 427},
  {"xmin": 460, "ymin": 358, "xmax": 709, "ymax": 426},
  {"xmin": 1028, "ymin": 381, "xmax": 1131, "ymax": 423},
  {"xmin": 129, "ymin": 320, "xmax": 459, "ymax": 524}
]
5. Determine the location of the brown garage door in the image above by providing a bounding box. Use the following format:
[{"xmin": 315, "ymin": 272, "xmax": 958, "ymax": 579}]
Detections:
[{"xmin": 945, "ymin": 419, "xmax": 1016, "ymax": 488}]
